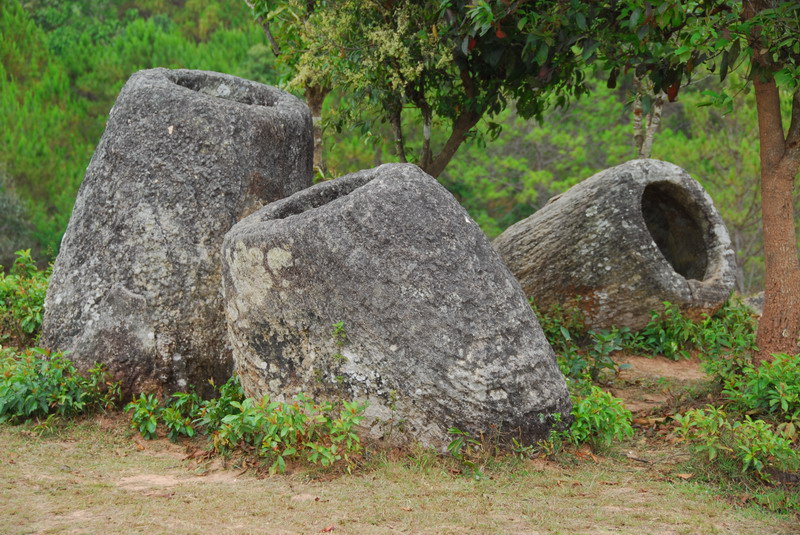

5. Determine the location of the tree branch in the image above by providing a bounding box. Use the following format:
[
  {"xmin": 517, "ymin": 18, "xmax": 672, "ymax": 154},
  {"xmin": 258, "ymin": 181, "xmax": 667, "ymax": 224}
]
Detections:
[
  {"xmin": 388, "ymin": 103, "xmax": 407, "ymax": 163},
  {"xmin": 412, "ymin": 83, "xmax": 433, "ymax": 171},
  {"xmin": 640, "ymin": 91, "xmax": 665, "ymax": 158},
  {"xmin": 632, "ymin": 76, "xmax": 644, "ymax": 155},
  {"xmin": 427, "ymin": 110, "xmax": 480, "ymax": 178},
  {"xmin": 244, "ymin": 0, "xmax": 281, "ymax": 55}
]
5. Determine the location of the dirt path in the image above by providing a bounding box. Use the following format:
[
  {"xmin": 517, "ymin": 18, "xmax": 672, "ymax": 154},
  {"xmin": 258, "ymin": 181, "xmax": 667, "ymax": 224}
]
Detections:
[
  {"xmin": 610, "ymin": 353, "xmax": 708, "ymax": 414},
  {"xmin": 1, "ymin": 414, "xmax": 795, "ymax": 535}
]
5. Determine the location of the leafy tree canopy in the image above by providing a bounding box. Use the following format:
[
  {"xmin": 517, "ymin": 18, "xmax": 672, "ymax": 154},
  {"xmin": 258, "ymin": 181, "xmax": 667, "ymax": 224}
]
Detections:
[{"xmin": 248, "ymin": 0, "xmax": 605, "ymax": 176}]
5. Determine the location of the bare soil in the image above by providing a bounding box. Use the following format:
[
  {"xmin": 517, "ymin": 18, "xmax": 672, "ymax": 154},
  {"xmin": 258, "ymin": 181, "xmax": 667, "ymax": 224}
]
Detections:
[{"xmin": 610, "ymin": 353, "xmax": 708, "ymax": 414}]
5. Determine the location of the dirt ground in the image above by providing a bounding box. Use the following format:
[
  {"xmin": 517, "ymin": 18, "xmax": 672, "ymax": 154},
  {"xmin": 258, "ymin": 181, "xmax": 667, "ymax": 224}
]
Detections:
[{"xmin": 1, "ymin": 357, "xmax": 798, "ymax": 535}]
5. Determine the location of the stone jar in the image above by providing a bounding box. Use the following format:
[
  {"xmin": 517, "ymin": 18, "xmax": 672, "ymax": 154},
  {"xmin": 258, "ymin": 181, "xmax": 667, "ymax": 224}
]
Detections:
[
  {"xmin": 42, "ymin": 68, "xmax": 313, "ymax": 397},
  {"xmin": 493, "ymin": 159, "xmax": 736, "ymax": 330},
  {"xmin": 222, "ymin": 163, "xmax": 571, "ymax": 448}
]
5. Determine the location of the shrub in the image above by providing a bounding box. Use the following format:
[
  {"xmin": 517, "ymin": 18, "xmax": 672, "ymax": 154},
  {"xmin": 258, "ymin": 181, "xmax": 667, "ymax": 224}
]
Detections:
[
  {"xmin": 568, "ymin": 385, "xmax": 634, "ymax": 450},
  {"xmin": 535, "ymin": 298, "xmax": 758, "ymax": 385},
  {"xmin": 722, "ymin": 353, "xmax": 800, "ymax": 419},
  {"xmin": 125, "ymin": 376, "xmax": 367, "ymax": 474},
  {"xmin": 0, "ymin": 250, "xmax": 50, "ymax": 346},
  {"xmin": 211, "ymin": 393, "xmax": 366, "ymax": 473},
  {"xmin": 0, "ymin": 347, "xmax": 120, "ymax": 423},
  {"xmin": 675, "ymin": 406, "xmax": 799, "ymax": 480},
  {"xmin": 125, "ymin": 393, "xmax": 160, "ymax": 440},
  {"xmin": 628, "ymin": 299, "xmax": 757, "ymax": 361},
  {"xmin": 630, "ymin": 302, "xmax": 695, "ymax": 360}
]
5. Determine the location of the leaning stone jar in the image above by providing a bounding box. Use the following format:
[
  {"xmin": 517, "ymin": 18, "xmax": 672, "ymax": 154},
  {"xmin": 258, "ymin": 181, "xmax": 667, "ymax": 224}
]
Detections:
[
  {"xmin": 221, "ymin": 163, "xmax": 571, "ymax": 449},
  {"xmin": 493, "ymin": 159, "xmax": 736, "ymax": 330},
  {"xmin": 42, "ymin": 68, "xmax": 313, "ymax": 397}
]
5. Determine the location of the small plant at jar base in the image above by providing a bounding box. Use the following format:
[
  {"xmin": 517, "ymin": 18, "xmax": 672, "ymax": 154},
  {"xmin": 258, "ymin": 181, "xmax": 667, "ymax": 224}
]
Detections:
[
  {"xmin": 161, "ymin": 405, "xmax": 196, "ymax": 442},
  {"xmin": 722, "ymin": 353, "xmax": 800, "ymax": 419},
  {"xmin": 210, "ymin": 392, "xmax": 367, "ymax": 474},
  {"xmin": 446, "ymin": 427, "xmax": 488, "ymax": 480},
  {"xmin": 568, "ymin": 385, "xmax": 633, "ymax": 451},
  {"xmin": 585, "ymin": 328, "xmax": 629, "ymax": 383},
  {"xmin": 195, "ymin": 376, "xmax": 246, "ymax": 432},
  {"xmin": 630, "ymin": 302, "xmax": 694, "ymax": 360},
  {"xmin": 675, "ymin": 406, "xmax": 800, "ymax": 480},
  {"xmin": 0, "ymin": 347, "xmax": 120, "ymax": 423},
  {"xmin": 125, "ymin": 393, "xmax": 161, "ymax": 440}
]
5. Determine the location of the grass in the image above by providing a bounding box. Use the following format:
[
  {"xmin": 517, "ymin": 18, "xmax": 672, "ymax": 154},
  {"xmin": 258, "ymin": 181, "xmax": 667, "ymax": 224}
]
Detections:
[{"xmin": 1, "ymin": 414, "xmax": 796, "ymax": 534}]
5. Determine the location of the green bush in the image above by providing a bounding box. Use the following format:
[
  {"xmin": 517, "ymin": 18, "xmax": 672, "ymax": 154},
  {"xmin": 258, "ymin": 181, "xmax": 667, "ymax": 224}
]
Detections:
[
  {"xmin": 0, "ymin": 250, "xmax": 50, "ymax": 346},
  {"xmin": 675, "ymin": 406, "xmax": 799, "ymax": 480},
  {"xmin": 534, "ymin": 299, "xmax": 758, "ymax": 385},
  {"xmin": 568, "ymin": 385, "xmax": 634, "ymax": 450},
  {"xmin": 125, "ymin": 393, "xmax": 161, "ymax": 440},
  {"xmin": 722, "ymin": 353, "xmax": 800, "ymax": 419},
  {"xmin": 628, "ymin": 300, "xmax": 757, "ymax": 361},
  {"xmin": 125, "ymin": 377, "xmax": 367, "ymax": 474},
  {"xmin": 0, "ymin": 347, "xmax": 120, "ymax": 423}
]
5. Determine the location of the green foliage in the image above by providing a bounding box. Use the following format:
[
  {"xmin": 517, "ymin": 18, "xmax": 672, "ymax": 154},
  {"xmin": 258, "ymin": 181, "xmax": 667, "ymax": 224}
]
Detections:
[
  {"xmin": 0, "ymin": 250, "xmax": 50, "ymax": 346},
  {"xmin": 125, "ymin": 393, "xmax": 160, "ymax": 440},
  {"xmin": 446, "ymin": 387, "xmax": 633, "ymax": 462},
  {"xmin": 195, "ymin": 376, "xmax": 247, "ymax": 430},
  {"xmin": 723, "ymin": 354, "xmax": 800, "ymax": 419},
  {"xmin": 0, "ymin": 347, "xmax": 120, "ymax": 423},
  {"xmin": 568, "ymin": 385, "xmax": 634, "ymax": 451},
  {"xmin": 675, "ymin": 406, "xmax": 799, "ymax": 480},
  {"xmin": 440, "ymin": 78, "xmax": 634, "ymax": 238},
  {"xmin": 630, "ymin": 300, "xmax": 757, "ymax": 362},
  {"xmin": 210, "ymin": 393, "xmax": 366, "ymax": 474},
  {"xmin": 632, "ymin": 302, "xmax": 696, "ymax": 360},
  {"xmin": 1, "ymin": 0, "xmax": 278, "ymax": 259},
  {"xmin": 534, "ymin": 300, "xmax": 630, "ymax": 383},
  {"xmin": 331, "ymin": 321, "xmax": 348, "ymax": 347},
  {"xmin": 446, "ymin": 427, "xmax": 488, "ymax": 480},
  {"xmin": 124, "ymin": 376, "xmax": 366, "ymax": 474}
]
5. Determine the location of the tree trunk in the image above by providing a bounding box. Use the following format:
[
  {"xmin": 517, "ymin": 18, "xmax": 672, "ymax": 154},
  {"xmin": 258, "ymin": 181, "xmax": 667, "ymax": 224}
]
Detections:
[
  {"xmin": 753, "ymin": 79, "xmax": 800, "ymax": 361},
  {"xmin": 425, "ymin": 111, "xmax": 479, "ymax": 178},
  {"xmin": 305, "ymin": 84, "xmax": 329, "ymax": 177}
]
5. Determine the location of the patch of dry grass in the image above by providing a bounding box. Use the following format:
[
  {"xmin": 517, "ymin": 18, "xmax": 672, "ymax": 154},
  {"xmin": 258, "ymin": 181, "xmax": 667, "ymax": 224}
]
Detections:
[{"xmin": 0, "ymin": 414, "xmax": 796, "ymax": 535}]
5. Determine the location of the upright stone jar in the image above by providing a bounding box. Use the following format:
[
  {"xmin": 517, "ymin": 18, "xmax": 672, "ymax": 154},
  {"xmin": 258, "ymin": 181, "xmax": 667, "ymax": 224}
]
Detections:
[
  {"xmin": 222, "ymin": 163, "xmax": 571, "ymax": 448},
  {"xmin": 42, "ymin": 68, "xmax": 313, "ymax": 397},
  {"xmin": 493, "ymin": 159, "xmax": 736, "ymax": 330}
]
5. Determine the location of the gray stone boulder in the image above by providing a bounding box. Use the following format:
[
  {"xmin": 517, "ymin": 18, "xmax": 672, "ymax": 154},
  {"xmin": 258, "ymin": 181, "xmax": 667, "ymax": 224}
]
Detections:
[
  {"xmin": 42, "ymin": 68, "xmax": 313, "ymax": 397},
  {"xmin": 221, "ymin": 163, "xmax": 571, "ymax": 448},
  {"xmin": 493, "ymin": 159, "xmax": 736, "ymax": 330}
]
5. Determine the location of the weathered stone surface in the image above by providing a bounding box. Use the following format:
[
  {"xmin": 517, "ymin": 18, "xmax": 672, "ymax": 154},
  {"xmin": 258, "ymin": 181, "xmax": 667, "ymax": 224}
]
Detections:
[
  {"xmin": 222, "ymin": 163, "xmax": 571, "ymax": 448},
  {"xmin": 493, "ymin": 159, "xmax": 736, "ymax": 330},
  {"xmin": 42, "ymin": 68, "xmax": 313, "ymax": 397}
]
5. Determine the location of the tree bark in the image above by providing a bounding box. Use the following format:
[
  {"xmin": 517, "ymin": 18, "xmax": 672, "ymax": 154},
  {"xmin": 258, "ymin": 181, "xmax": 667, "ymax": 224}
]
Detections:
[
  {"xmin": 745, "ymin": 0, "xmax": 800, "ymax": 361},
  {"xmin": 425, "ymin": 110, "xmax": 480, "ymax": 178},
  {"xmin": 754, "ymin": 81, "xmax": 800, "ymax": 361},
  {"xmin": 639, "ymin": 92, "xmax": 665, "ymax": 159},
  {"xmin": 305, "ymin": 84, "xmax": 329, "ymax": 177}
]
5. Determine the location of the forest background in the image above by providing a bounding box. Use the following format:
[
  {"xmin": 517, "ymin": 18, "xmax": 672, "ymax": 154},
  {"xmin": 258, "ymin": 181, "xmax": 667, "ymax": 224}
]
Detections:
[{"xmin": 0, "ymin": 0, "xmax": 775, "ymax": 295}]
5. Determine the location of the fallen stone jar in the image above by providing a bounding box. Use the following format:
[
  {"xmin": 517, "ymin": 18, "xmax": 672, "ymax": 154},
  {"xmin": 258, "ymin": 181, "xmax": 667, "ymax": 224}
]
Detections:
[{"xmin": 493, "ymin": 159, "xmax": 736, "ymax": 330}]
